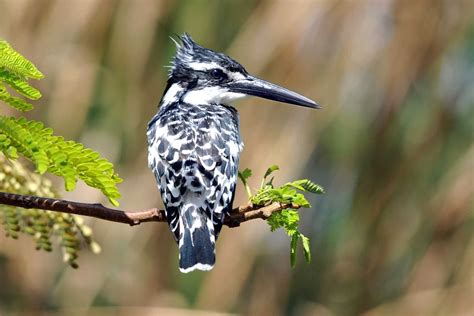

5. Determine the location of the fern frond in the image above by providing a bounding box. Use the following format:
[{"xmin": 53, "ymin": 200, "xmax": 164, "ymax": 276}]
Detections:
[
  {"xmin": 0, "ymin": 68, "xmax": 41, "ymax": 99},
  {"xmin": 0, "ymin": 117, "xmax": 122, "ymax": 206},
  {"xmin": 0, "ymin": 83, "xmax": 34, "ymax": 111},
  {"xmin": 0, "ymin": 39, "xmax": 43, "ymax": 111},
  {"xmin": 0, "ymin": 40, "xmax": 44, "ymax": 79},
  {"xmin": 0, "ymin": 116, "xmax": 49, "ymax": 171}
]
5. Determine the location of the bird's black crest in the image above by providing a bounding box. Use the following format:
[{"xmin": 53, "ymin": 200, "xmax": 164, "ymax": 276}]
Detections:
[{"xmin": 170, "ymin": 33, "xmax": 247, "ymax": 78}]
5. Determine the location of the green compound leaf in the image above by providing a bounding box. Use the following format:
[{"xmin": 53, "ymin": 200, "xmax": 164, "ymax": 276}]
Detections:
[
  {"xmin": 0, "ymin": 40, "xmax": 44, "ymax": 79},
  {"xmin": 239, "ymin": 164, "xmax": 323, "ymax": 268},
  {"xmin": 0, "ymin": 68, "xmax": 41, "ymax": 100},
  {"xmin": 287, "ymin": 179, "xmax": 324, "ymax": 194},
  {"xmin": 0, "ymin": 40, "xmax": 43, "ymax": 112},
  {"xmin": 267, "ymin": 209, "xmax": 300, "ymax": 235},
  {"xmin": 0, "ymin": 116, "xmax": 122, "ymax": 205},
  {"xmin": 0, "ymin": 83, "xmax": 34, "ymax": 111}
]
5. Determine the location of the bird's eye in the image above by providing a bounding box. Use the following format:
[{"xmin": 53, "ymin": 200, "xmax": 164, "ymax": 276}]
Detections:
[{"xmin": 210, "ymin": 69, "xmax": 227, "ymax": 80}]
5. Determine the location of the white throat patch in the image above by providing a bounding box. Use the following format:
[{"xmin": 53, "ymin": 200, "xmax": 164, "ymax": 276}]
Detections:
[{"xmin": 182, "ymin": 86, "xmax": 246, "ymax": 106}]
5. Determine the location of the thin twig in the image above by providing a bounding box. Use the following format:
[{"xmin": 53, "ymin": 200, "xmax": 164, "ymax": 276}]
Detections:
[{"xmin": 0, "ymin": 191, "xmax": 299, "ymax": 227}]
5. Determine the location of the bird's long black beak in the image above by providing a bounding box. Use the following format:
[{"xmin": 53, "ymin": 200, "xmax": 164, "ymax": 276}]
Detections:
[{"xmin": 227, "ymin": 75, "xmax": 319, "ymax": 109}]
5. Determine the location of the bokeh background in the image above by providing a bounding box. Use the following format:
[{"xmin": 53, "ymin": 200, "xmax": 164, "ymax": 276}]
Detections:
[{"xmin": 1, "ymin": 0, "xmax": 473, "ymax": 315}]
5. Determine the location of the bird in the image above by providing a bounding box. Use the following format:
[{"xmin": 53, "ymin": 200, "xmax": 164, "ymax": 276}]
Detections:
[{"xmin": 147, "ymin": 33, "xmax": 318, "ymax": 273}]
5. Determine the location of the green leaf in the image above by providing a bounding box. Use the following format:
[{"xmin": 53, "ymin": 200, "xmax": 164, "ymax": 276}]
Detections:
[
  {"xmin": 6, "ymin": 145, "xmax": 18, "ymax": 159},
  {"xmin": 108, "ymin": 197, "xmax": 120, "ymax": 207},
  {"xmin": 290, "ymin": 233, "xmax": 299, "ymax": 268},
  {"xmin": 0, "ymin": 68, "xmax": 42, "ymax": 100},
  {"xmin": 290, "ymin": 179, "xmax": 324, "ymax": 194},
  {"xmin": 0, "ymin": 85, "xmax": 34, "ymax": 111},
  {"xmin": 286, "ymin": 182, "xmax": 306, "ymax": 191},
  {"xmin": 264, "ymin": 165, "xmax": 279, "ymax": 178},
  {"xmin": 0, "ymin": 40, "xmax": 43, "ymax": 112},
  {"xmin": 238, "ymin": 168, "xmax": 252, "ymax": 182},
  {"xmin": 301, "ymin": 234, "xmax": 311, "ymax": 263},
  {"xmin": 62, "ymin": 168, "xmax": 77, "ymax": 191},
  {"xmin": 291, "ymin": 193, "xmax": 310, "ymax": 208},
  {"xmin": 238, "ymin": 168, "xmax": 253, "ymax": 198},
  {"xmin": 267, "ymin": 209, "xmax": 300, "ymax": 236},
  {"xmin": 261, "ymin": 164, "xmax": 279, "ymax": 189},
  {"xmin": 32, "ymin": 150, "xmax": 49, "ymax": 174},
  {"xmin": 0, "ymin": 40, "xmax": 44, "ymax": 79}
]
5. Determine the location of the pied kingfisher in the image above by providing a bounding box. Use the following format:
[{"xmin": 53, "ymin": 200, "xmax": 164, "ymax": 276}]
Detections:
[{"xmin": 147, "ymin": 33, "xmax": 318, "ymax": 273}]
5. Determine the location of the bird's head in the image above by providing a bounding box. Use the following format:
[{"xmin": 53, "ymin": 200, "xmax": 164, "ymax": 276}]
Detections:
[{"xmin": 164, "ymin": 33, "xmax": 319, "ymax": 109}]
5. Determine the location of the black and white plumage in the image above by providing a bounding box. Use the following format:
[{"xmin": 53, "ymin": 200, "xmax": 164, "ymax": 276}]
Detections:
[{"xmin": 147, "ymin": 34, "xmax": 318, "ymax": 273}]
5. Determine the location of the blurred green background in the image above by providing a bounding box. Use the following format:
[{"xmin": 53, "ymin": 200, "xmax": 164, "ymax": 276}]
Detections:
[{"xmin": 0, "ymin": 0, "xmax": 473, "ymax": 315}]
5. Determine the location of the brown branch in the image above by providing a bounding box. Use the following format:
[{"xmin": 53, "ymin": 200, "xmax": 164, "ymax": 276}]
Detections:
[{"xmin": 0, "ymin": 191, "xmax": 299, "ymax": 227}]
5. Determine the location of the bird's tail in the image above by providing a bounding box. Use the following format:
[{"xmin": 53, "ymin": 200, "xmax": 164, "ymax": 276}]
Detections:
[{"xmin": 178, "ymin": 204, "xmax": 216, "ymax": 273}]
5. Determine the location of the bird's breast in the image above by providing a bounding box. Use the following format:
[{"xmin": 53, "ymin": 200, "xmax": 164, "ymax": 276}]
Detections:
[{"xmin": 147, "ymin": 103, "xmax": 243, "ymax": 171}]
